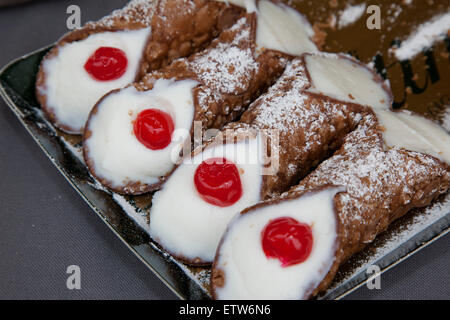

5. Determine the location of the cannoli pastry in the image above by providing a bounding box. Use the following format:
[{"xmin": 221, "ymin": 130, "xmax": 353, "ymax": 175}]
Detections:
[
  {"xmin": 36, "ymin": 0, "xmax": 243, "ymax": 134},
  {"xmin": 83, "ymin": 1, "xmax": 318, "ymax": 195},
  {"xmin": 148, "ymin": 53, "xmax": 392, "ymax": 265},
  {"xmin": 211, "ymin": 109, "xmax": 450, "ymax": 300}
]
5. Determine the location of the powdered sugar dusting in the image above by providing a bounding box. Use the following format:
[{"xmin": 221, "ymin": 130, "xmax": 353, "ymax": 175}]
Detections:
[
  {"xmin": 294, "ymin": 112, "xmax": 449, "ymax": 244},
  {"xmin": 147, "ymin": 241, "xmax": 212, "ymax": 294},
  {"xmin": 395, "ymin": 11, "xmax": 450, "ymax": 61},
  {"xmin": 251, "ymin": 59, "xmax": 309, "ymax": 132},
  {"xmin": 189, "ymin": 18, "xmax": 259, "ymax": 96},
  {"xmin": 338, "ymin": 3, "xmax": 366, "ymax": 29},
  {"xmin": 88, "ymin": 0, "xmax": 158, "ymax": 29},
  {"xmin": 324, "ymin": 192, "xmax": 449, "ymax": 297},
  {"xmin": 112, "ymin": 193, "xmax": 150, "ymax": 231},
  {"xmin": 184, "ymin": 15, "xmax": 264, "ymax": 127},
  {"xmin": 386, "ymin": 3, "xmax": 403, "ymax": 25},
  {"xmin": 171, "ymin": 258, "xmax": 212, "ymax": 293},
  {"xmin": 249, "ymin": 58, "xmax": 360, "ymax": 152}
]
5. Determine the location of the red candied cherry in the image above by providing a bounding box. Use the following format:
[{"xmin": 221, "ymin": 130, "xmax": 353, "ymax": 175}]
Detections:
[
  {"xmin": 261, "ymin": 217, "xmax": 313, "ymax": 267},
  {"xmin": 84, "ymin": 47, "xmax": 128, "ymax": 81},
  {"xmin": 194, "ymin": 158, "xmax": 243, "ymax": 207},
  {"xmin": 133, "ymin": 109, "xmax": 175, "ymax": 150}
]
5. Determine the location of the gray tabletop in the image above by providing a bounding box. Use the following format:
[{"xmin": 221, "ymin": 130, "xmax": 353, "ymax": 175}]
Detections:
[{"xmin": 0, "ymin": 0, "xmax": 448, "ymax": 300}]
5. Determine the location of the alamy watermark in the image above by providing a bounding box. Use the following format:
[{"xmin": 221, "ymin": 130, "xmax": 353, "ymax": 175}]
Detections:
[
  {"xmin": 66, "ymin": 5, "xmax": 81, "ymax": 30},
  {"xmin": 366, "ymin": 5, "xmax": 381, "ymax": 30},
  {"xmin": 366, "ymin": 264, "xmax": 381, "ymax": 290},
  {"xmin": 66, "ymin": 265, "xmax": 81, "ymax": 290}
]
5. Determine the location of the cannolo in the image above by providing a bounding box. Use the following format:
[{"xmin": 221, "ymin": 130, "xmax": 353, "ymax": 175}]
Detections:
[
  {"xmin": 83, "ymin": 1, "xmax": 319, "ymax": 195},
  {"xmin": 211, "ymin": 109, "xmax": 450, "ymax": 300},
  {"xmin": 148, "ymin": 53, "xmax": 392, "ymax": 265},
  {"xmin": 36, "ymin": 0, "xmax": 243, "ymax": 134}
]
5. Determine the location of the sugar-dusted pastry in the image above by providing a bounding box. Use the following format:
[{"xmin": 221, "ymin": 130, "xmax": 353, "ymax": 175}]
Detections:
[
  {"xmin": 36, "ymin": 0, "xmax": 243, "ymax": 134},
  {"xmin": 148, "ymin": 53, "xmax": 392, "ymax": 265},
  {"xmin": 212, "ymin": 109, "xmax": 450, "ymax": 300},
  {"xmin": 83, "ymin": 1, "xmax": 319, "ymax": 195}
]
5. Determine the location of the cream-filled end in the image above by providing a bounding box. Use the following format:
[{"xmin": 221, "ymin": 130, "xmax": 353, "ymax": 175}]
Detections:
[
  {"xmin": 84, "ymin": 79, "xmax": 197, "ymax": 192},
  {"xmin": 40, "ymin": 28, "xmax": 151, "ymax": 134},
  {"xmin": 376, "ymin": 109, "xmax": 450, "ymax": 164},
  {"xmin": 255, "ymin": 0, "xmax": 317, "ymax": 56},
  {"xmin": 213, "ymin": 187, "xmax": 343, "ymax": 300},
  {"xmin": 305, "ymin": 53, "xmax": 391, "ymax": 110},
  {"xmin": 149, "ymin": 135, "xmax": 265, "ymax": 264}
]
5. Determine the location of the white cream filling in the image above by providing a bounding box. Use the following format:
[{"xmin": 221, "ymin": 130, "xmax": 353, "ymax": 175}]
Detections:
[
  {"xmin": 376, "ymin": 109, "xmax": 450, "ymax": 164},
  {"xmin": 305, "ymin": 54, "xmax": 391, "ymax": 110},
  {"xmin": 255, "ymin": 0, "xmax": 317, "ymax": 56},
  {"xmin": 214, "ymin": 187, "xmax": 343, "ymax": 300},
  {"xmin": 85, "ymin": 79, "xmax": 197, "ymax": 188},
  {"xmin": 149, "ymin": 136, "xmax": 264, "ymax": 263},
  {"xmin": 42, "ymin": 28, "xmax": 151, "ymax": 133},
  {"xmin": 217, "ymin": 0, "xmax": 317, "ymax": 55}
]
